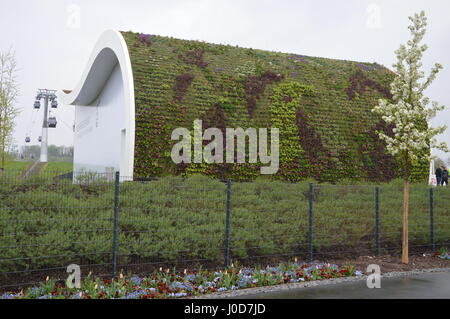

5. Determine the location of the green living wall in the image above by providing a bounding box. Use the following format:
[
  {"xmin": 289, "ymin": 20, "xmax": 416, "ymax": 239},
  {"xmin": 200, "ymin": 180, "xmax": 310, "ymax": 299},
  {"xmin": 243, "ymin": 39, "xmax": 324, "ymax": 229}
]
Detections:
[{"xmin": 121, "ymin": 32, "xmax": 428, "ymax": 182}]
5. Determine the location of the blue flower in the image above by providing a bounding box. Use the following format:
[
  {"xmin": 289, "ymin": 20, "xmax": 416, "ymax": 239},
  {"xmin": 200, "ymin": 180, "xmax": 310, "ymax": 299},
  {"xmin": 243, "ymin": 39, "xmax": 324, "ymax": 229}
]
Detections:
[
  {"xmin": 125, "ymin": 289, "xmax": 147, "ymax": 299},
  {"xmin": 168, "ymin": 292, "xmax": 187, "ymax": 298},
  {"xmin": 0, "ymin": 292, "xmax": 19, "ymax": 299},
  {"xmin": 131, "ymin": 276, "xmax": 143, "ymax": 285}
]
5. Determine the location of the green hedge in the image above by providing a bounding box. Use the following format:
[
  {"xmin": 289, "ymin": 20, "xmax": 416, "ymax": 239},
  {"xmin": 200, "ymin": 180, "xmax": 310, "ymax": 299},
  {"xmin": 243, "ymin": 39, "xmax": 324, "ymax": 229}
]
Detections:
[{"xmin": 1, "ymin": 176, "xmax": 448, "ymax": 273}]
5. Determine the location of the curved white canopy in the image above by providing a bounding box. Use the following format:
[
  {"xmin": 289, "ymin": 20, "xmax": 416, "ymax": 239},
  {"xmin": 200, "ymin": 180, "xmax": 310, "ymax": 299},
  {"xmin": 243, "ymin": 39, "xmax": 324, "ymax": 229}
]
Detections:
[{"xmin": 60, "ymin": 30, "xmax": 136, "ymax": 178}]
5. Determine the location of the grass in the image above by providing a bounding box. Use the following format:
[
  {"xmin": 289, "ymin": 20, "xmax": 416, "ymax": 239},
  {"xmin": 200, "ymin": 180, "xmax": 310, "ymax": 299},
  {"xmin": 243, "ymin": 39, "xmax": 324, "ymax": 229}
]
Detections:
[
  {"xmin": 0, "ymin": 174, "xmax": 448, "ymax": 276},
  {"xmin": 1, "ymin": 161, "xmax": 73, "ymax": 178},
  {"xmin": 41, "ymin": 162, "xmax": 73, "ymax": 174},
  {"xmin": 0, "ymin": 161, "xmax": 32, "ymax": 179},
  {"xmin": 1, "ymin": 161, "xmax": 32, "ymax": 174}
]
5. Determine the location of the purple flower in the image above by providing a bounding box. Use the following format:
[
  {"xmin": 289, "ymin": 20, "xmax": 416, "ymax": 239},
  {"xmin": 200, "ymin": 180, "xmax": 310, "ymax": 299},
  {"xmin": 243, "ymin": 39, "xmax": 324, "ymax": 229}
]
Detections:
[
  {"xmin": 139, "ymin": 34, "xmax": 153, "ymax": 46},
  {"xmin": 131, "ymin": 276, "xmax": 143, "ymax": 285},
  {"xmin": 356, "ymin": 63, "xmax": 381, "ymax": 71},
  {"xmin": 288, "ymin": 55, "xmax": 308, "ymax": 63},
  {"xmin": 1, "ymin": 293, "xmax": 19, "ymax": 299}
]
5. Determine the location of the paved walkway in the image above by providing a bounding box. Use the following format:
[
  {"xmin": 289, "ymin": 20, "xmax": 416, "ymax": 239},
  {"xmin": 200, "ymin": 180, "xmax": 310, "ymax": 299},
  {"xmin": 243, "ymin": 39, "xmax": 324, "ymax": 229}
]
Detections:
[
  {"xmin": 22, "ymin": 161, "xmax": 46, "ymax": 179},
  {"xmin": 233, "ymin": 271, "xmax": 450, "ymax": 299}
]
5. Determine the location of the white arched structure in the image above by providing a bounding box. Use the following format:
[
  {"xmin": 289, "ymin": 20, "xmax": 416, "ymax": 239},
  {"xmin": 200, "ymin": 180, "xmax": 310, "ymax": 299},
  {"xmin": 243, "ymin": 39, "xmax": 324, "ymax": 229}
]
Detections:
[{"xmin": 60, "ymin": 30, "xmax": 135, "ymax": 180}]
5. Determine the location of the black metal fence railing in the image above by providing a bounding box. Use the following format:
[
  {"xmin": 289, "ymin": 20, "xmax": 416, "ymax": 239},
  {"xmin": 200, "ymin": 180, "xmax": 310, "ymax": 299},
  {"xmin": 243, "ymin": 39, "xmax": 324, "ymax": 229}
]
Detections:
[{"xmin": 1, "ymin": 169, "xmax": 450, "ymax": 291}]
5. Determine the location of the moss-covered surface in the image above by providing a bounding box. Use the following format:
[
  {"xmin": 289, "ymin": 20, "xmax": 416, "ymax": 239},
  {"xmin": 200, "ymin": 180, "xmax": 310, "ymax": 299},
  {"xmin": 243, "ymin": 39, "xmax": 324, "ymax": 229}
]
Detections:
[{"xmin": 121, "ymin": 31, "xmax": 428, "ymax": 182}]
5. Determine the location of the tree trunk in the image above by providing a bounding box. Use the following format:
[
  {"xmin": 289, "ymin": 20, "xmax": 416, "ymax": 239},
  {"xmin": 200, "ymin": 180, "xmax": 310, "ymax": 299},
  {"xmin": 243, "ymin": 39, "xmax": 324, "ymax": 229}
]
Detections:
[
  {"xmin": 0, "ymin": 128, "xmax": 4, "ymax": 170},
  {"xmin": 1, "ymin": 134, "xmax": 4, "ymax": 169},
  {"xmin": 402, "ymin": 178, "xmax": 410, "ymax": 264}
]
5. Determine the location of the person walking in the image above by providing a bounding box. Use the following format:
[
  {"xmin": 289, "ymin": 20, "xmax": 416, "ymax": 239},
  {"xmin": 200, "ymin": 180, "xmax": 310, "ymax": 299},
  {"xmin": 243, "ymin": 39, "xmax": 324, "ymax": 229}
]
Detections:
[
  {"xmin": 442, "ymin": 167, "xmax": 449, "ymax": 186},
  {"xmin": 436, "ymin": 166, "xmax": 443, "ymax": 186}
]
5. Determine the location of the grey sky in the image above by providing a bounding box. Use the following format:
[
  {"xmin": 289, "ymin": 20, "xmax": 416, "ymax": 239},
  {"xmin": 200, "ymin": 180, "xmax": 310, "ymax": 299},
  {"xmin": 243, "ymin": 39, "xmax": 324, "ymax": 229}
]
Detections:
[{"xmin": 1, "ymin": 0, "xmax": 449, "ymax": 159}]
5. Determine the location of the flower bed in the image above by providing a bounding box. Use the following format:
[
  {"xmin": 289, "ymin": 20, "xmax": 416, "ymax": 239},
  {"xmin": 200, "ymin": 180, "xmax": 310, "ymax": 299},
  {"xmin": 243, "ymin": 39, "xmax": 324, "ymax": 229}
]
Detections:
[
  {"xmin": 1, "ymin": 261, "xmax": 361, "ymax": 299},
  {"xmin": 434, "ymin": 248, "xmax": 450, "ymax": 260}
]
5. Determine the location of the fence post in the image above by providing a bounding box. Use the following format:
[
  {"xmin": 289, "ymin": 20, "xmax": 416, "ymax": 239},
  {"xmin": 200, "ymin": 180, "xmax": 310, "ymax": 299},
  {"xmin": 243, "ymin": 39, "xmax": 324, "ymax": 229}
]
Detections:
[
  {"xmin": 308, "ymin": 183, "xmax": 314, "ymax": 262},
  {"xmin": 111, "ymin": 171, "xmax": 120, "ymax": 278},
  {"xmin": 375, "ymin": 186, "xmax": 381, "ymax": 256},
  {"xmin": 429, "ymin": 187, "xmax": 435, "ymax": 252},
  {"xmin": 224, "ymin": 179, "xmax": 232, "ymax": 268}
]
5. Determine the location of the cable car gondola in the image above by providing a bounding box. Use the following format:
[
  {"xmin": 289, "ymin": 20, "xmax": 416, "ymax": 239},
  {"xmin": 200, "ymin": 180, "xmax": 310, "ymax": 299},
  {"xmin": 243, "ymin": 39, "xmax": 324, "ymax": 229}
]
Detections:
[
  {"xmin": 25, "ymin": 137, "xmax": 31, "ymax": 143},
  {"xmin": 34, "ymin": 101, "xmax": 41, "ymax": 109},
  {"xmin": 51, "ymin": 100, "xmax": 58, "ymax": 108},
  {"xmin": 38, "ymin": 136, "xmax": 42, "ymax": 142},
  {"xmin": 48, "ymin": 117, "xmax": 57, "ymax": 128}
]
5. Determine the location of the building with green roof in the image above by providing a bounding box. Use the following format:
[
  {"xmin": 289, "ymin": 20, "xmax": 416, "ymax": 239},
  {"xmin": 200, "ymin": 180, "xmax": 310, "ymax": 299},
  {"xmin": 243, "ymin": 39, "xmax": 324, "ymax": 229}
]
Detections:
[{"xmin": 61, "ymin": 30, "xmax": 428, "ymax": 182}]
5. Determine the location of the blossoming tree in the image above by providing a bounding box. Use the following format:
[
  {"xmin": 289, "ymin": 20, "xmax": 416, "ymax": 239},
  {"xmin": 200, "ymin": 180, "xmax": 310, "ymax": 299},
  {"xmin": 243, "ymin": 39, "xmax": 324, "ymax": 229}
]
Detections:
[
  {"xmin": 0, "ymin": 49, "xmax": 20, "ymax": 169},
  {"xmin": 372, "ymin": 11, "xmax": 448, "ymax": 264}
]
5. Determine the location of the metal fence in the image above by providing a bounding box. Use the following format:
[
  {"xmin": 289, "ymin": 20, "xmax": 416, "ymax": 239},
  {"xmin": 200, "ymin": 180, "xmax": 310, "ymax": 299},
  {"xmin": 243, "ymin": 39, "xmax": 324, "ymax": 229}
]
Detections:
[{"xmin": 1, "ymin": 170, "xmax": 450, "ymax": 291}]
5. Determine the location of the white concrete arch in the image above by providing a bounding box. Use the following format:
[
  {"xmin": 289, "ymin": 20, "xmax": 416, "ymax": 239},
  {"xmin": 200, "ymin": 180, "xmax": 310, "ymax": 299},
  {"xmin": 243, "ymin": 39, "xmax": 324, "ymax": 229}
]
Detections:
[{"xmin": 60, "ymin": 30, "xmax": 135, "ymax": 179}]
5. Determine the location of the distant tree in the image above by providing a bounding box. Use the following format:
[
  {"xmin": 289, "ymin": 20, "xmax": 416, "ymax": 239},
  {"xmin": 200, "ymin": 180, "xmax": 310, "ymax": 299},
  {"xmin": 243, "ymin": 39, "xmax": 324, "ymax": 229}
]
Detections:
[
  {"xmin": 372, "ymin": 11, "xmax": 448, "ymax": 264},
  {"xmin": 20, "ymin": 144, "xmax": 73, "ymax": 162},
  {"xmin": 0, "ymin": 49, "xmax": 20, "ymax": 169},
  {"xmin": 48, "ymin": 145, "xmax": 73, "ymax": 161},
  {"xmin": 434, "ymin": 157, "xmax": 446, "ymax": 169},
  {"xmin": 446, "ymin": 157, "xmax": 450, "ymax": 168}
]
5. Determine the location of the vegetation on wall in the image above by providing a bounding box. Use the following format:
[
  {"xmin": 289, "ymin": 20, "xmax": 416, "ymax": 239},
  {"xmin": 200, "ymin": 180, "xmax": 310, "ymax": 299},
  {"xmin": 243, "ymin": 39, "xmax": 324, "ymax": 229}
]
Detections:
[
  {"xmin": 346, "ymin": 69, "xmax": 393, "ymax": 101},
  {"xmin": 269, "ymin": 82, "xmax": 310, "ymax": 182},
  {"xmin": 244, "ymin": 71, "xmax": 284, "ymax": 118},
  {"xmin": 178, "ymin": 48, "xmax": 209, "ymax": 68},
  {"xmin": 121, "ymin": 31, "xmax": 429, "ymax": 182},
  {"xmin": 356, "ymin": 121, "xmax": 398, "ymax": 182},
  {"xmin": 172, "ymin": 73, "xmax": 195, "ymax": 103}
]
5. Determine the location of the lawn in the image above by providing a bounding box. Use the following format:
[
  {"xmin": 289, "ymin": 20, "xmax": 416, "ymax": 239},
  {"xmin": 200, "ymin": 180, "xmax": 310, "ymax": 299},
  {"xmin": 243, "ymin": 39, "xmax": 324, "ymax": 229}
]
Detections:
[
  {"xmin": 1, "ymin": 161, "xmax": 32, "ymax": 173},
  {"xmin": 1, "ymin": 161, "xmax": 73, "ymax": 178},
  {"xmin": 42, "ymin": 161, "xmax": 73, "ymax": 174}
]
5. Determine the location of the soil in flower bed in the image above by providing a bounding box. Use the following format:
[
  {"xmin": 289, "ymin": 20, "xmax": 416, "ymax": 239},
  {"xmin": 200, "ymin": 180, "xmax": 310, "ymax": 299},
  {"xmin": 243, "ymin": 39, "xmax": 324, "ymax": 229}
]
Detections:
[{"xmin": 329, "ymin": 253, "xmax": 450, "ymax": 273}]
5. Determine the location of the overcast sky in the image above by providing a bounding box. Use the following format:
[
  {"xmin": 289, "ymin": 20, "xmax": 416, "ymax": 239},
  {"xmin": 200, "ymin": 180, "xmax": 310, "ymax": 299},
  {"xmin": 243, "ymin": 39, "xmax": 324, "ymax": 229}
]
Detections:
[{"xmin": 1, "ymin": 0, "xmax": 449, "ymax": 159}]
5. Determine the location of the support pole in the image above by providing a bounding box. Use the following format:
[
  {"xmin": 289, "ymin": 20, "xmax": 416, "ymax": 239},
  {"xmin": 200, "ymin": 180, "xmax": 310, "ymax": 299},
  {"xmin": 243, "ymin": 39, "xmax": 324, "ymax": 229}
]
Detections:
[
  {"xmin": 111, "ymin": 172, "xmax": 120, "ymax": 278},
  {"xmin": 224, "ymin": 179, "xmax": 232, "ymax": 268},
  {"xmin": 308, "ymin": 183, "xmax": 314, "ymax": 262},
  {"xmin": 39, "ymin": 96, "xmax": 49, "ymax": 163}
]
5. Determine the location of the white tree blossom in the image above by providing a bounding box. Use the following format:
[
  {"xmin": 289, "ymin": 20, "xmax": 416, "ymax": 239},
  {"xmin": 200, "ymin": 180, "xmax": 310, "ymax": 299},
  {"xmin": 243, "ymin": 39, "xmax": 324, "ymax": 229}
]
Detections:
[
  {"xmin": 372, "ymin": 11, "xmax": 447, "ymax": 265},
  {"xmin": 372, "ymin": 11, "xmax": 448, "ymax": 174}
]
